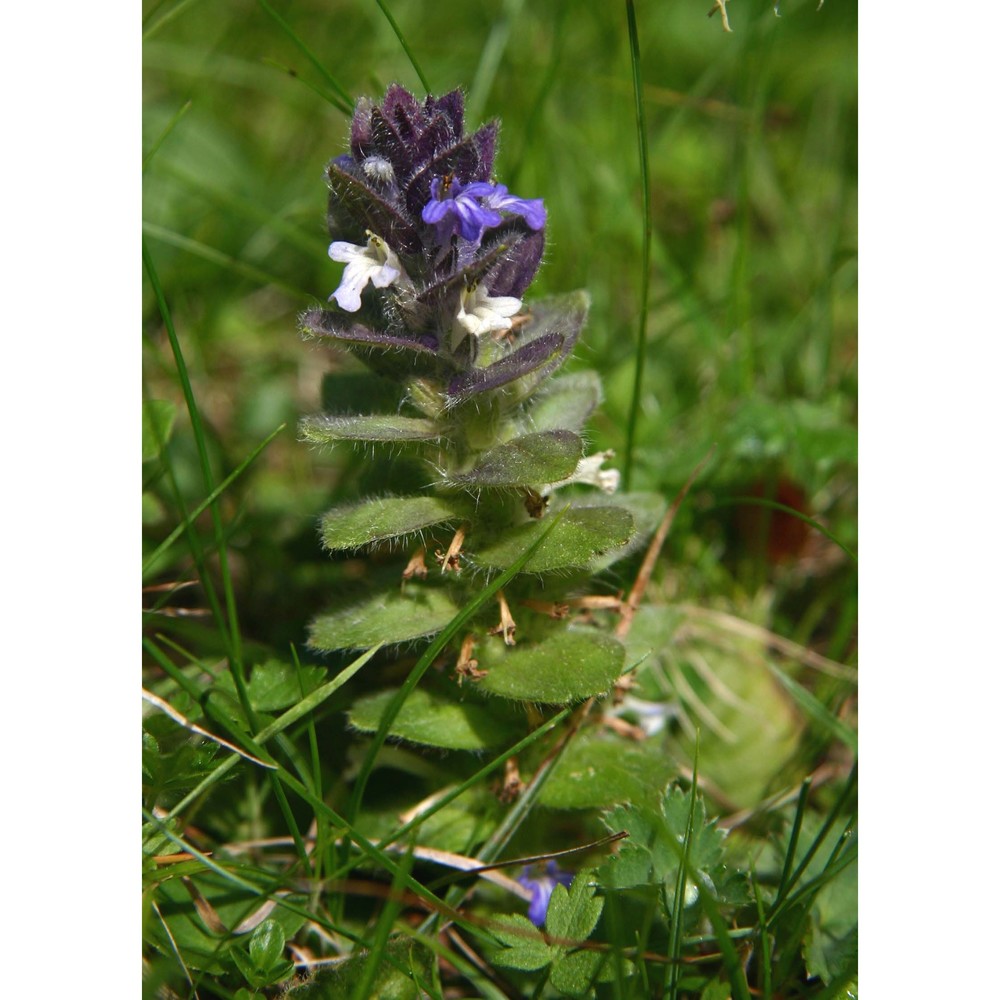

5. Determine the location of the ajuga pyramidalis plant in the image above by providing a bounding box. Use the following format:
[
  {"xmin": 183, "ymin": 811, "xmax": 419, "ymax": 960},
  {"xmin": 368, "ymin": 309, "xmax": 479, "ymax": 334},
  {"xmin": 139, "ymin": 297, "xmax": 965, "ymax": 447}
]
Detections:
[{"xmin": 301, "ymin": 85, "xmax": 662, "ymax": 754}]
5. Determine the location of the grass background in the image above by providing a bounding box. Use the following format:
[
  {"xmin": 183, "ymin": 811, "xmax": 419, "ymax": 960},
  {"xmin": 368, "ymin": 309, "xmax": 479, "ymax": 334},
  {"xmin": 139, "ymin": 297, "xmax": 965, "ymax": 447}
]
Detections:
[
  {"xmin": 143, "ymin": 0, "xmax": 857, "ymax": 656},
  {"xmin": 142, "ymin": 0, "xmax": 857, "ymax": 994}
]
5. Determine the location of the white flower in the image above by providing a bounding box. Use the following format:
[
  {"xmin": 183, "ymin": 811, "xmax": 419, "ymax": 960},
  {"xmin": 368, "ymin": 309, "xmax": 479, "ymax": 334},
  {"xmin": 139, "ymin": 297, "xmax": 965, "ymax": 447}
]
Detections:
[
  {"xmin": 453, "ymin": 281, "xmax": 522, "ymax": 348},
  {"xmin": 542, "ymin": 450, "xmax": 621, "ymax": 496},
  {"xmin": 328, "ymin": 231, "xmax": 402, "ymax": 312}
]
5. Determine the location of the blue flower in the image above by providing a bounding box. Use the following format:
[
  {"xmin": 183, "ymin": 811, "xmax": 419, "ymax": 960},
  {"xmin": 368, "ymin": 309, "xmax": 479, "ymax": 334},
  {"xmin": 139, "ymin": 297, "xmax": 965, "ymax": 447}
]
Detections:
[
  {"xmin": 517, "ymin": 861, "xmax": 574, "ymax": 927},
  {"xmin": 482, "ymin": 184, "xmax": 546, "ymax": 231},
  {"xmin": 421, "ymin": 176, "xmax": 501, "ymax": 244}
]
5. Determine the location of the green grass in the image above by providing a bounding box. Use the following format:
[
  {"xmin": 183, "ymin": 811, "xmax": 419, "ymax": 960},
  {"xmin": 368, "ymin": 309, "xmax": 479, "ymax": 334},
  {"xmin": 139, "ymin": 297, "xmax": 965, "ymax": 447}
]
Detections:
[{"xmin": 143, "ymin": 1, "xmax": 856, "ymax": 996}]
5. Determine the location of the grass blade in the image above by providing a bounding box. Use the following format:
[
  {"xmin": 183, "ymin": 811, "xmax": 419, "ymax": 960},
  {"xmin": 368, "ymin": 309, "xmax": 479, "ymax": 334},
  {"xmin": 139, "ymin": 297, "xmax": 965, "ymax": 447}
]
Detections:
[
  {"xmin": 255, "ymin": 0, "xmax": 353, "ymax": 114},
  {"xmin": 143, "ymin": 239, "xmax": 254, "ymax": 730},
  {"xmin": 622, "ymin": 0, "xmax": 652, "ymax": 491},
  {"xmin": 374, "ymin": 0, "xmax": 431, "ymax": 94},
  {"xmin": 766, "ymin": 662, "xmax": 857, "ymax": 753},
  {"xmin": 142, "ymin": 99, "xmax": 191, "ymax": 172},
  {"xmin": 160, "ymin": 644, "xmax": 382, "ymax": 821},
  {"xmin": 142, "ymin": 423, "xmax": 286, "ymax": 578}
]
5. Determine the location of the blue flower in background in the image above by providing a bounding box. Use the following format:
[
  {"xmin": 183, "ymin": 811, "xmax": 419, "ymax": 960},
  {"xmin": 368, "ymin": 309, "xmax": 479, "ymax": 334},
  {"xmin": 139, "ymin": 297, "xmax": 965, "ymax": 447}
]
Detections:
[
  {"xmin": 422, "ymin": 176, "xmax": 501, "ymax": 244},
  {"xmin": 518, "ymin": 861, "xmax": 574, "ymax": 927}
]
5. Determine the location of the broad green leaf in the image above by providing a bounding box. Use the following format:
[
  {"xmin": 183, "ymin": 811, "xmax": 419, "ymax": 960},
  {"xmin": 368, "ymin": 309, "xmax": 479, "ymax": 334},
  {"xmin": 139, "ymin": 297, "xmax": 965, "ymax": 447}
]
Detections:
[
  {"xmin": 309, "ymin": 588, "xmax": 461, "ymax": 651},
  {"xmin": 320, "ymin": 496, "xmax": 466, "ymax": 551},
  {"xmin": 248, "ymin": 918, "xmax": 286, "ymax": 970},
  {"xmin": 214, "ymin": 659, "xmax": 326, "ymax": 713},
  {"xmin": 450, "ymin": 430, "xmax": 582, "ymax": 488},
  {"xmin": 525, "ymin": 371, "xmax": 602, "ymax": 433},
  {"xmin": 285, "ymin": 937, "xmax": 434, "ymax": 999},
  {"xmin": 549, "ymin": 949, "xmax": 607, "ymax": 997},
  {"xmin": 489, "ymin": 913, "xmax": 554, "ymax": 972},
  {"xmin": 539, "ymin": 730, "xmax": 673, "ymax": 810},
  {"xmin": 349, "ymin": 687, "xmax": 523, "ymax": 751},
  {"xmin": 589, "ymin": 491, "xmax": 667, "ymax": 570},
  {"xmin": 469, "ymin": 505, "xmax": 634, "ymax": 573},
  {"xmin": 477, "ymin": 630, "xmax": 625, "ymax": 704},
  {"xmin": 546, "ymin": 872, "xmax": 604, "ymax": 941},
  {"xmin": 300, "ymin": 413, "xmax": 445, "ymax": 444},
  {"xmin": 142, "ymin": 399, "xmax": 176, "ymax": 461},
  {"xmin": 599, "ymin": 784, "xmax": 743, "ymax": 911}
]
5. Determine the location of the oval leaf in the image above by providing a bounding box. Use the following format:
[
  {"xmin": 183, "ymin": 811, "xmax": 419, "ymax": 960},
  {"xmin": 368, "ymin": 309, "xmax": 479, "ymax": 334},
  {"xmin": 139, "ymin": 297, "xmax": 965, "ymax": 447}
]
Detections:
[
  {"xmin": 539, "ymin": 731, "xmax": 674, "ymax": 809},
  {"xmin": 470, "ymin": 505, "xmax": 634, "ymax": 572},
  {"xmin": 451, "ymin": 430, "xmax": 582, "ymax": 489},
  {"xmin": 524, "ymin": 370, "xmax": 602, "ymax": 434},
  {"xmin": 308, "ymin": 588, "xmax": 460, "ymax": 651},
  {"xmin": 349, "ymin": 687, "xmax": 522, "ymax": 750},
  {"xmin": 477, "ymin": 630, "xmax": 625, "ymax": 703},
  {"xmin": 320, "ymin": 496, "xmax": 466, "ymax": 551}
]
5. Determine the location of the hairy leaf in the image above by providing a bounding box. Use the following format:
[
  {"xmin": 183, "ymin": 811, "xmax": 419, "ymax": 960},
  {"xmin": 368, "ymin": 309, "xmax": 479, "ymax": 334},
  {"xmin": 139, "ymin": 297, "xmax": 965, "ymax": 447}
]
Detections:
[
  {"xmin": 326, "ymin": 158, "xmax": 421, "ymax": 252},
  {"xmin": 450, "ymin": 430, "xmax": 582, "ymax": 489},
  {"xmin": 445, "ymin": 332, "xmax": 564, "ymax": 406},
  {"xmin": 319, "ymin": 496, "xmax": 466, "ymax": 551},
  {"xmin": 349, "ymin": 687, "xmax": 522, "ymax": 750},
  {"xmin": 308, "ymin": 588, "xmax": 461, "ymax": 651},
  {"xmin": 301, "ymin": 413, "xmax": 446, "ymax": 444},
  {"xmin": 477, "ymin": 630, "xmax": 625, "ymax": 703},
  {"xmin": 469, "ymin": 505, "xmax": 634, "ymax": 572},
  {"xmin": 524, "ymin": 370, "xmax": 603, "ymax": 434},
  {"xmin": 539, "ymin": 730, "xmax": 674, "ymax": 810},
  {"xmin": 302, "ymin": 309, "xmax": 440, "ymax": 356}
]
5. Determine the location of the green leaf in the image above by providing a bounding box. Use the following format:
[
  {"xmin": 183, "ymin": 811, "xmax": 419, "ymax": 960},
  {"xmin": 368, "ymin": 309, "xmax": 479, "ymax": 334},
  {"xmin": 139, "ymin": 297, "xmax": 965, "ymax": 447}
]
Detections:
[
  {"xmin": 308, "ymin": 588, "xmax": 461, "ymax": 651},
  {"xmin": 525, "ymin": 371, "xmax": 603, "ymax": 434},
  {"xmin": 804, "ymin": 854, "xmax": 857, "ymax": 985},
  {"xmin": 300, "ymin": 413, "xmax": 445, "ymax": 444},
  {"xmin": 320, "ymin": 496, "xmax": 466, "ymax": 551},
  {"xmin": 248, "ymin": 917, "xmax": 286, "ymax": 970},
  {"xmin": 477, "ymin": 630, "xmax": 625, "ymax": 704},
  {"xmin": 450, "ymin": 430, "xmax": 582, "ymax": 488},
  {"xmin": 489, "ymin": 913, "xmax": 554, "ymax": 972},
  {"xmin": 539, "ymin": 730, "xmax": 673, "ymax": 809},
  {"xmin": 142, "ymin": 399, "xmax": 176, "ymax": 461},
  {"xmin": 215, "ymin": 659, "xmax": 326, "ymax": 713},
  {"xmin": 549, "ymin": 949, "xmax": 607, "ymax": 997},
  {"xmin": 599, "ymin": 784, "xmax": 741, "ymax": 911},
  {"xmin": 469, "ymin": 505, "xmax": 634, "ymax": 573},
  {"xmin": 546, "ymin": 872, "xmax": 604, "ymax": 941},
  {"xmin": 348, "ymin": 687, "xmax": 523, "ymax": 751}
]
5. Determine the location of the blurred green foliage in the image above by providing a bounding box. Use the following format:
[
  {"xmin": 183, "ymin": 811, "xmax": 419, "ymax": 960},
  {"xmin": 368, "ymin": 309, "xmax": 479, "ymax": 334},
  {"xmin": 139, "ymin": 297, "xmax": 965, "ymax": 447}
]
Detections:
[{"xmin": 143, "ymin": 0, "xmax": 856, "ymax": 651}]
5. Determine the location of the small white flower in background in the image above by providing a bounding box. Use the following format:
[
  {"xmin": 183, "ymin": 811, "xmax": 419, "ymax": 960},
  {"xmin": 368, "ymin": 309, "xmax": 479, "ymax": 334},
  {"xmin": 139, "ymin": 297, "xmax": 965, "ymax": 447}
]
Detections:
[
  {"xmin": 453, "ymin": 281, "xmax": 522, "ymax": 348},
  {"xmin": 612, "ymin": 695, "xmax": 678, "ymax": 737},
  {"xmin": 328, "ymin": 231, "xmax": 402, "ymax": 312},
  {"xmin": 543, "ymin": 450, "xmax": 621, "ymax": 496}
]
